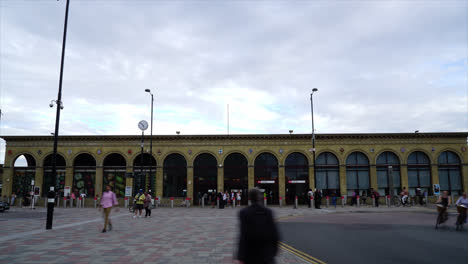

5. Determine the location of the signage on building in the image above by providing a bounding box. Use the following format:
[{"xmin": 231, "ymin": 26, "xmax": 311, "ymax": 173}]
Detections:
[
  {"xmin": 125, "ymin": 186, "xmax": 132, "ymax": 197},
  {"xmin": 433, "ymin": 184, "xmax": 440, "ymax": 195},
  {"xmin": 288, "ymin": 180, "xmax": 306, "ymax": 184},
  {"xmin": 64, "ymin": 186, "xmax": 70, "ymax": 197},
  {"xmin": 258, "ymin": 180, "xmax": 275, "ymax": 184}
]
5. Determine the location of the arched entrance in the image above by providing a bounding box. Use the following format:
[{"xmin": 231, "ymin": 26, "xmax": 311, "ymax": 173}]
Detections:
[
  {"xmin": 316, "ymin": 152, "xmax": 340, "ymax": 197},
  {"xmin": 285, "ymin": 152, "xmax": 309, "ymax": 205},
  {"xmin": 346, "ymin": 152, "xmax": 370, "ymax": 197},
  {"xmin": 163, "ymin": 154, "xmax": 187, "ymax": 198},
  {"xmin": 224, "ymin": 153, "xmax": 248, "ymax": 205},
  {"xmin": 43, "ymin": 154, "xmax": 66, "ymax": 197},
  {"xmin": 376, "ymin": 151, "xmax": 401, "ymax": 196},
  {"xmin": 254, "ymin": 152, "xmax": 279, "ymax": 205},
  {"xmin": 193, "ymin": 153, "xmax": 217, "ymax": 205},
  {"xmin": 133, "ymin": 153, "xmax": 157, "ymax": 194},
  {"xmin": 408, "ymin": 151, "xmax": 431, "ymax": 195},
  {"xmin": 438, "ymin": 151, "xmax": 462, "ymax": 195},
  {"xmin": 103, "ymin": 153, "xmax": 127, "ymax": 197},
  {"xmin": 12, "ymin": 154, "xmax": 36, "ymax": 202},
  {"xmin": 73, "ymin": 153, "xmax": 96, "ymax": 197}
]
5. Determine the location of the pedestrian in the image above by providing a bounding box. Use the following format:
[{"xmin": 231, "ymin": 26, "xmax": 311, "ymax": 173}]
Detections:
[
  {"xmin": 314, "ymin": 189, "xmax": 322, "ymax": 209},
  {"xmin": 144, "ymin": 191, "xmax": 152, "ymax": 218},
  {"xmin": 223, "ymin": 191, "xmax": 228, "ymax": 208},
  {"xmin": 361, "ymin": 190, "xmax": 367, "ymax": 206},
  {"xmin": 307, "ymin": 189, "xmax": 313, "ymax": 208},
  {"xmin": 371, "ymin": 188, "xmax": 380, "ymax": 207},
  {"xmin": 236, "ymin": 188, "xmax": 279, "ymax": 264},
  {"xmin": 71, "ymin": 192, "xmax": 76, "ymax": 207},
  {"xmin": 99, "ymin": 185, "xmax": 119, "ymax": 233},
  {"xmin": 237, "ymin": 191, "xmax": 242, "ymax": 207},
  {"xmin": 331, "ymin": 191, "xmax": 337, "ymax": 208},
  {"xmin": 218, "ymin": 192, "xmax": 224, "ymax": 209},
  {"xmin": 133, "ymin": 189, "xmax": 145, "ymax": 218},
  {"xmin": 10, "ymin": 192, "xmax": 16, "ymax": 206},
  {"xmin": 351, "ymin": 190, "xmax": 357, "ymax": 206}
]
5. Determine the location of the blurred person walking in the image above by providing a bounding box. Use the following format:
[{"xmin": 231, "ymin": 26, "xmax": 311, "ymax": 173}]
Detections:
[
  {"xmin": 236, "ymin": 188, "xmax": 279, "ymax": 264},
  {"xmin": 99, "ymin": 185, "xmax": 119, "ymax": 233},
  {"xmin": 144, "ymin": 191, "xmax": 152, "ymax": 218}
]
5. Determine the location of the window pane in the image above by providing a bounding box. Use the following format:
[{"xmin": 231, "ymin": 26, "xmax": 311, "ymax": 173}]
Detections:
[
  {"xmin": 346, "ymin": 170, "xmax": 357, "ymax": 190},
  {"xmin": 357, "ymin": 153, "xmax": 369, "ymax": 165},
  {"xmin": 408, "ymin": 169, "xmax": 419, "ymax": 187},
  {"xmin": 439, "ymin": 169, "xmax": 449, "ymax": 191},
  {"xmin": 393, "ymin": 170, "xmax": 401, "ymax": 187},
  {"xmin": 447, "ymin": 152, "xmax": 460, "ymax": 164},
  {"xmin": 377, "ymin": 169, "xmax": 388, "ymax": 188},
  {"xmin": 419, "ymin": 169, "xmax": 431, "ymax": 187},
  {"xmin": 316, "ymin": 171, "xmax": 327, "ymax": 189},
  {"xmin": 358, "ymin": 170, "xmax": 369, "ymax": 189},
  {"xmin": 449, "ymin": 169, "xmax": 462, "ymax": 190},
  {"xmin": 328, "ymin": 170, "xmax": 339, "ymax": 189}
]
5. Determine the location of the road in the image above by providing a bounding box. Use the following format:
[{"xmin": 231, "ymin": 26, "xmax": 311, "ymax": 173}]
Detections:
[{"xmin": 279, "ymin": 211, "xmax": 468, "ymax": 264}]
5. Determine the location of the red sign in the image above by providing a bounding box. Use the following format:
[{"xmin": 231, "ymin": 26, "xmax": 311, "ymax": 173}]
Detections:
[
  {"xmin": 310, "ymin": 196, "xmax": 314, "ymax": 200},
  {"xmin": 326, "ymin": 196, "xmax": 329, "ymax": 200},
  {"xmin": 387, "ymin": 195, "xmax": 390, "ymax": 198},
  {"xmin": 357, "ymin": 195, "xmax": 360, "ymax": 199},
  {"xmin": 128, "ymin": 149, "xmax": 132, "ymax": 154},
  {"xmin": 170, "ymin": 197, "xmax": 174, "ymax": 201},
  {"xmin": 125, "ymin": 197, "xmax": 128, "ymax": 201},
  {"xmin": 341, "ymin": 196, "xmax": 344, "ymax": 199},
  {"xmin": 279, "ymin": 197, "xmax": 283, "ymax": 200},
  {"xmin": 155, "ymin": 197, "xmax": 159, "ymax": 201},
  {"xmin": 79, "ymin": 197, "xmax": 82, "ymax": 200},
  {"xmin": 94, "ymin": 197, "xmax": 97, "ymax": 200},
  {"xmin": 264, "ymin": 197, "xmax": 267, "ymax": 200},
  {"xmin": 7, "ymin": 150, "xmax": 12, "ymax": 155}
]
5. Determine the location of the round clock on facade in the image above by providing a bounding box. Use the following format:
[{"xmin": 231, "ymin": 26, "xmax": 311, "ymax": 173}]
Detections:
[{"xmin": 138, "ymin": 120, "xmax": 148, "ymax": 131}]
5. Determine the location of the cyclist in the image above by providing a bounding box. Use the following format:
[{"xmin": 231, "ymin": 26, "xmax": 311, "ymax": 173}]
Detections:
[
  {"xmin": 455, "ymin": 192, "xmax": 468, "ymax": 224},
  {"xmin": 400, "ymin": 187, "xmax": 409, "ymax": 206},
  {"xmin": 436, "ymin": 191, "xmax": 451, "ymax": 223},
  {"xmin": 133, "ymin": 189, "xmax": 145, "ymax": 218}
]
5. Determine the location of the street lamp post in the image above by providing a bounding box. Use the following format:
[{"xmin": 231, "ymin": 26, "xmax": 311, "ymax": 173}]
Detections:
[
  {"xmin": 48, "ymin": 0, "xmax": 71, "ymax": 230},
  {"xmin": 138, "ymin": 120, "xmax": 148, "ymax": 195},
  {"xmin": 310, "ymin": 88, "xmax": 318, "ymax": 192},
  {"xmin": 145, "ymin": 89, "xmax": 154, "ymax": 193}
]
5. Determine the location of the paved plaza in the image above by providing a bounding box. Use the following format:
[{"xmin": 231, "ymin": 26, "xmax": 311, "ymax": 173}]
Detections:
[{"xmin": 0, "ymin": 205, "xmax": 464, "ymax": 264}]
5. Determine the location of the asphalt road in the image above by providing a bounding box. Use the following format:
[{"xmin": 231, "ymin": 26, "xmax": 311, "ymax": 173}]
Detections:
[{"xmin": 279, "ymin": 211, "xmax": 468, "ymax": 264}]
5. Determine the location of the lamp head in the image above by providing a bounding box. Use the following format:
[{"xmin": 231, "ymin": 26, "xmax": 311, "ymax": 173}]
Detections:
[
  {"xmin": 312, "ymin": 88, "xmax": 318, "ymax": 92},
  {"xmin": 145, "ymin": 89, "xmax": 151, "ymax": 93},
  {"xmin": 176, "ymin": 131, "xmax": 180, "ymax": 135},
  {"xmin": 49, "ymin": 103, "xmax": 54, "ymax": 108},
  {"xmin": 289, "ymin": 130, "xmax": 293, "ymax": 134}
]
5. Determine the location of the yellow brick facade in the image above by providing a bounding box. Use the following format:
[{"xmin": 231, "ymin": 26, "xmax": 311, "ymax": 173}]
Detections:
[{"xmin": 1, "ymin": 133, "xmax": 467, "ymax": 201}]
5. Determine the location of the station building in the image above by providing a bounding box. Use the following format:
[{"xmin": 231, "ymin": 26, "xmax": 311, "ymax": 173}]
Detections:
[{"xmin": 1, "ymin": 132, "xmax": 467, "ymax": 205}]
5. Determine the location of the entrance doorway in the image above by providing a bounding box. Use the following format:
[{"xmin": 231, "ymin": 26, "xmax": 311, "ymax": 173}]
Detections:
[
  {"xmin": 254, "ymin": 153, "xmax": 279, "ymax": 205},
  {"xmin": 193, "ymin": 153, "xmax": 217, "ymax": 205},
  {"xmin": 285, "ymin": 152, "xmax": 309, "ymax": 205}
]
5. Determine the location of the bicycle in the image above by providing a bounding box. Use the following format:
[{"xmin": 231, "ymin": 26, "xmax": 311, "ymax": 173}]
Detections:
[
  {"xmin": 455, "ymin": 205, "xmax": 467, "ymax": 231},
  {"xmin": 435, "ymin": 204, "xmax": 448, "ymax": 229},
  {"xmin": 128, "ymin": 199, "xmax": 135, "ymax": 213}
]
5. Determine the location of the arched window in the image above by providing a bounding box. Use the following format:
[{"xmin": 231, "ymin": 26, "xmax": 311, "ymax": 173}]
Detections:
[
  {"xmin": 193, "ymin": 153, "xmax": 217, "ymax": 205},
  {"xmin": 13, "ymin": 154, "xmax": 36, "ymax": 199},
  {"xmin": 43, "ymin": 154, "xmax": 66, "ymax": 197},
  {"xmin": 285, "ymin": 152, "xmax": 309, "ymax": 204},
  {"xmin": 376, "ymin": 151, "xmax": 401, "ymax": 195},
  {"xmin": 407, "ymin": 151, "xmax": 431, "ymax": 195},
  {"xmin": 346, "ymin": 152, "xmax": 370, "ymax": 196},
  {"xmin": 438, "ymin": 151, "xmax": 462, "ymax": 195},
  {"xmin": 73, "ymin": 153, "xmax": 96, "ymax": 197},
  {"xmin": 315, "ymin": 152, "xmax": 339, "ymax": 196},
  {"xmin": 163, "ymin": 154, "xmax": 187, "ymax": 198},
  {"xmin": 254, "ymin": 153, "xmax": 279, "ymax": 204},
  {"xmin": 224, "ymin": 153, "xmax": 248, "ymax": 204},
  {"xmin": 133, "ymin": 153, "xmax": 157, "ymax": 194},
  {"xmin": 103, "ymin": 153, "xmax": 127, "ymax": 197}
]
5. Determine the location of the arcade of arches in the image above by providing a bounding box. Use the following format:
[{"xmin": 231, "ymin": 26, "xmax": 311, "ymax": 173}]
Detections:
[{"xmin": 1, "ymin": 133, "xmax": 467, "ymax": 204}]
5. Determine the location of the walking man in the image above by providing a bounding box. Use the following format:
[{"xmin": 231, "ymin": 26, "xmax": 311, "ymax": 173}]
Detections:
[
  {"xmin": 236, "ymin": 188, "xmax": 279, "ymax": 264},
  {"xmin": 99, "ymin": 185, "xmax": 119, "ymax": 233},
  {"xmin": 144, "ymin": 191, "xmax": 152, "ymax": 218}
]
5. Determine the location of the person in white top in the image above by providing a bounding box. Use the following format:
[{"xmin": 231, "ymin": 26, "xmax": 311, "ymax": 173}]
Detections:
[
  {"xmin": 223, "ymin": 191, "xmax": 228, "ymax": 208},
  {"xmin": 455, "ymin": 192, "xmax": 468, "ymax": 225},
  {"xmin": 236, "ymin": 191, "xmax": 241, "ymax": 207}
]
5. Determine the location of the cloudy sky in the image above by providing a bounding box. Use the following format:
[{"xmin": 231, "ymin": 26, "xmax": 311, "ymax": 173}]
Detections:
[{"xmin": 0, "ymin": 0, "xmax": 467, "ymax": 163}]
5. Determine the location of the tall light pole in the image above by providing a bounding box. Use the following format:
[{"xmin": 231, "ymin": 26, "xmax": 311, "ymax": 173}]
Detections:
[
  {"xmin": 48, "ymin": 0, "xmax": 71, "ymax": 230},
  {"xmin": 145, "ymin": 89, "xmax": 154, "ymax": 193},
  {"xmin": 310, "ymin": 88, "xmax": 318, "ymax": 191}
]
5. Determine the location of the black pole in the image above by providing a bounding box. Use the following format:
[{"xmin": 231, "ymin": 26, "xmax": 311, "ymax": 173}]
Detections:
[
  {"xmin": 149, "ymin": 94, "xmax": 153, "ymax": 193},
  {"xmin": 140, "ymin": 131, "xmax": 144, "ymax": 193},
  {"xmin": 48, "ymin": 0, "xmax": 70, "ymax": 230},
  {"xmin": 310, "ymin": 92, "xmax": 316, "ymax": 193}
]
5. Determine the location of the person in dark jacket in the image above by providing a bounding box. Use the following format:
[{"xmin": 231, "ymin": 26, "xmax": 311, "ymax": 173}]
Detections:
[
  {"xmin": 236, "ymin": 188, "xmax": 279, "ymax": 264},
  {"xmin": 314, "ymin": 189, "xmax": 322, "ymax": 209}
]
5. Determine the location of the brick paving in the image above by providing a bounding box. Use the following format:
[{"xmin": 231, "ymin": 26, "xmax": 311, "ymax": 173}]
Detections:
[{"xmin": 0, "ymin": 204, "xmax": 440, "ymax": 264}]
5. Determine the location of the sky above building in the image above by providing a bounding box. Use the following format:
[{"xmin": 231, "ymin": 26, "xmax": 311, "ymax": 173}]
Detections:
[{"xmin": 0, "ymin": 0, "xmax": 467, "ymax": 164}]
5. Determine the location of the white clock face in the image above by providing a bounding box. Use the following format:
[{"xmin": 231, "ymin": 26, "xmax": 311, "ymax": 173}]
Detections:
[{"xmin": 138, "ymin": 120, "xmax": 148, "ymax": 131}]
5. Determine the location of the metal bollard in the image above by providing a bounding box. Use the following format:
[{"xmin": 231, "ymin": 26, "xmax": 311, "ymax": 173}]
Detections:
[
  {"xmin": 310, "ymin": 196, "xmax": 314, "ymax": 209},
  {"xmin": 326, "ymin": 196, "xmax": 329, "ymax": 208},
  {"xmin": 425, "ymin": 193, "xmax": 428, "ymax": 207},
  {"xmin": 202, "ymin": 197, "xmax": 205, "ymax": 208},
  {"xmin": 94, "ymin": 197, "xmax": 97, "ymax": 208},
  {"xmin": 64, "ymin": 197, "xmax": 67, "ymax": 208},
  {"xmin": 386, "ymin": 195, "xmax": 390, "ymax": 207},
  {"xmin": 217, "ymin": 198, "xmax": 220, "ymax": 208},
  {"xmin": 372, "ymin": 196, "xmax": 376, "ymax": 207},
  {"xmin": 248, "ymin": 199, "xmax": 251, "ymax": 206},
  {"xmin": 171, "ymin": 197, "xmax": 174, "ymax": 208},
  {"xmin": 232, "ymin": 199, "xmax": 235, "ymax": 208},
  {"xmin": 341, "ymin": 196, "xmax": 345, "ymax": 207},
  {"xmin": 264, "ymin": 197, "xmax": 267, "ymax": 207},
  {"xmin": 294, "ymin": 196, "xmax": 298, "ymax": 209},
  {"xmin": 57, "ymin": 197, "xmax": 60, "ymax": 207},
  {"xmin": 44, "ymin": 197, "xmax": 47, "ymax": 208},
  {"xmin": 186, "ymin": 198, "xmax": 190, "ymax": 208},
  {"xmin": 279, "ymin": 197, "xmax": 282, "ymax": 207},
  {"xmin": 125, "ymin": 197, "xmax": 128, "ymax": 208},
  {"xmin": 155, "ymin": 197, "xmax": 159, "ymax": 208},
  {"xmin": 83, "ymin": 198, "xmax": 86, "ymax": 208}
]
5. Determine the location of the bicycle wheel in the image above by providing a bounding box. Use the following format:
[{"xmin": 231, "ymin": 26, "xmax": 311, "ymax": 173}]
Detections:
[
  {"xmin": 435, "ymin": 214, "xmax": 442, "ymax": 229},
  {"xmin": 391, "ymin": 196, "xmax": 401, "ymax": 207},
  {"xmin": 456, "ymin": 214, "xmax": 463, "ymax": 231}
]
